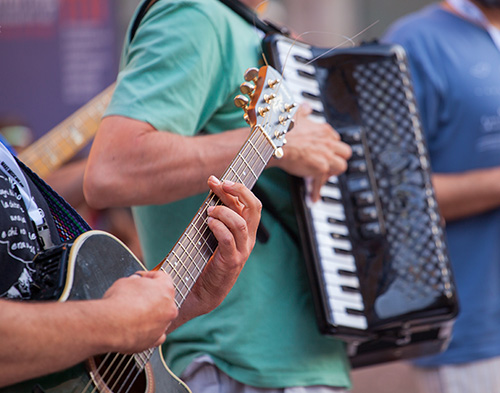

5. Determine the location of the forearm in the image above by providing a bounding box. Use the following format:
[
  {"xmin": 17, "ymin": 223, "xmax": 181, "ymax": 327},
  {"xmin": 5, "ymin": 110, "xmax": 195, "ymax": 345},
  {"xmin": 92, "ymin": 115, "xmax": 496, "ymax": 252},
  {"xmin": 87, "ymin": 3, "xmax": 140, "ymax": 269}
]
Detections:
[
  {"xmin": 0, "ymin": 299, "xmax": 113, "ymax": 387},
  {"xmin": 433, "ymin": 167, "xmax": 500, "ymax": 221},
  {"xmin": 84, "ymin": 116, "xmax": 251, "ymax": 208}
]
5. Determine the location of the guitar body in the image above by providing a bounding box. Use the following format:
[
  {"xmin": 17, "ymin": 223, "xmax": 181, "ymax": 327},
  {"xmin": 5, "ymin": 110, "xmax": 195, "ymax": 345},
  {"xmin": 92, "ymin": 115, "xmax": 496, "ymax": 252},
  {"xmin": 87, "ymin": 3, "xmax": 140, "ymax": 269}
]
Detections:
[{"xmin": 1, "ymin": 230, "xmax": 190, "ymax": 393}]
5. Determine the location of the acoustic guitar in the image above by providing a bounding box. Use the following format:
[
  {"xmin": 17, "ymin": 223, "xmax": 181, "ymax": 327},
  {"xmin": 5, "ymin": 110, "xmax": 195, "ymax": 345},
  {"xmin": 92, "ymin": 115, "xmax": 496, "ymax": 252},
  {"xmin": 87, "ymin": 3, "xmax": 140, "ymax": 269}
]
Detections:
[{"xmin": 1, "ymin": 65, "xmax": 297, "ymax": 393}]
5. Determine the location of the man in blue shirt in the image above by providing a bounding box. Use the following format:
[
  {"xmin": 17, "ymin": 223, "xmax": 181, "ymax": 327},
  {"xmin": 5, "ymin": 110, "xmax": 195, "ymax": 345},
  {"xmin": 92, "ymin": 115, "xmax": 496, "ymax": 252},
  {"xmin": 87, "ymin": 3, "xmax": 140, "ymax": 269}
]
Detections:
[{"xmin": 383, "ymin": 0, "xmax": 500, "ymax": 391}]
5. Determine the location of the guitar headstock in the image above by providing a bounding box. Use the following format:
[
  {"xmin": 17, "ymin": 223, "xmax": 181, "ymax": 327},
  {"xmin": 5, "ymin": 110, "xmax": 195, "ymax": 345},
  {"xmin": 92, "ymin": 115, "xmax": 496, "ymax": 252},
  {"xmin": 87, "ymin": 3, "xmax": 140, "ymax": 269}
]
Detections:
[{"xmin": 234, "ymin": 66, "xmax": 297, "ymax": 159}]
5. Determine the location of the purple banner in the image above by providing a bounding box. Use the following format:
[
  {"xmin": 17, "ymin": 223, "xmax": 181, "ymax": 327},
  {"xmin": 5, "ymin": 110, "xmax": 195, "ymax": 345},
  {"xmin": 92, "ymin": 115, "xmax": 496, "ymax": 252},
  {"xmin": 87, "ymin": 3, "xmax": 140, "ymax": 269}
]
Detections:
[{"xmin": 0, "ymin": 0, "xmax": 118, "ymax": 142}]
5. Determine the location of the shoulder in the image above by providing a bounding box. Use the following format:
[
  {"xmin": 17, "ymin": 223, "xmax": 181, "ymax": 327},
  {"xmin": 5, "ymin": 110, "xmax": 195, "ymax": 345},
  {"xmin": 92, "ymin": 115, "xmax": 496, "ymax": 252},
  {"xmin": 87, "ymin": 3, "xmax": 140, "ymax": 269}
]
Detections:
[
  {"xmin": 383, "ymin": 4, "xmax": 457, "ymax": 48},
  {"xmin": 140, "ymin": 0, "xmax": 248, "ymax": 33}
]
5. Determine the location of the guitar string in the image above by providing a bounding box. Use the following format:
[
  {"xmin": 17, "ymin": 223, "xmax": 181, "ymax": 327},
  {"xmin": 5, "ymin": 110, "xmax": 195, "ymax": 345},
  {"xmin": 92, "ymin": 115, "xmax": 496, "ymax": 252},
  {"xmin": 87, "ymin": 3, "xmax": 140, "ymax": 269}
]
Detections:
[
  {"xmin": 80, "ymin": 72, "xmax": 287, "ymax": 393},
  {"xmin": 168, "ymin": 129, "xmax": 273, "ymax": 297},
  {"xmin": 106, "ymin": 130, "xmax": 276, "ymax": 393},
  {"xmin": 162, "ymin": 126, "xmax": 275, "ymax": 303},
  {"xmin": 78, "ymin": 130, "xmax": 272, "ymax": 393},
  {"xmin": 82, "ymin": 352, "xmax": 129, "ymax": 393},
  {"xmin": 159, "ymin": 125, "xmax": 271, "ymax": 300}
]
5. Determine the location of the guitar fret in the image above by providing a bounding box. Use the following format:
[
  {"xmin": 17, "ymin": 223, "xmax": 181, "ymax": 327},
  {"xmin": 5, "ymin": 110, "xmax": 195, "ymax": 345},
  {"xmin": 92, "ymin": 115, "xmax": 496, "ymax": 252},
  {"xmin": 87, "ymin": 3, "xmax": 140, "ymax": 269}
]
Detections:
[
  {"xmin": 158, "ymin": 66, "xmax": 296, "ymax": 313},
  {"xmin": 184, "ymin": 231, "xmax": 211, "ymax": 268}
]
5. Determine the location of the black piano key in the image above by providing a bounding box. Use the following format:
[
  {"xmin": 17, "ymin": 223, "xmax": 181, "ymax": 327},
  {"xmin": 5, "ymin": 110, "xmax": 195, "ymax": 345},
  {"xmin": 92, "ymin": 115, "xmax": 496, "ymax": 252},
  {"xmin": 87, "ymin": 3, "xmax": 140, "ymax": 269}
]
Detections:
[
  {"xmin": 301, "ymin": 91, "xmax": 321, "ymax": 101},
  {"xmin": 341, "ymin": 285, "xmax": 361, "ymax": 293},
  {"xmin": 338, "ymin": 269, "xmax": 358, "ymax": 277},
  {"xmin": 311, "ymin": 108, "xmax": 324, "ymax": 117},
  {"xmin": 321, "ymin": 195, "xmax": 342, "ymax": 204},
  {"xmin": 327, "ymin": 217, "xmax": 345, "ymax": 225},
  {"xmin": 346, "ymin": 308, "xmax": 366, "ymax": 316},
  {"xmin": 331, "ymin": 232, "xmax": 349, "ymax": 241},
  {"xmin": 333, "ymin": 247, "xmax": 352, "ymax": 256},
  {"xmin": 294, "ymin": 54, "xmax": 311, "ymax": 64},
  {"xmin": 297, "ymin": 69, "xmax": 316, "ymax": 80}
]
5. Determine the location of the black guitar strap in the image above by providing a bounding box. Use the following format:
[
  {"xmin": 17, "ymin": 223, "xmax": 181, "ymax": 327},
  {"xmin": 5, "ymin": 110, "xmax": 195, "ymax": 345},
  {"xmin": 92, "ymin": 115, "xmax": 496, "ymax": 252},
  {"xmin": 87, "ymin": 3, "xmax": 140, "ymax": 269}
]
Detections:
[
  {"xmin": 217, "ymin": 0, "xmax": 289, "ymax": 35},
  {"xmin": 130, "ymin": 0, "xmax": 160, "ymax": 42},
  {"xmin": 130, "ymin": 0, "xmax": 288, "ymax": 43}
]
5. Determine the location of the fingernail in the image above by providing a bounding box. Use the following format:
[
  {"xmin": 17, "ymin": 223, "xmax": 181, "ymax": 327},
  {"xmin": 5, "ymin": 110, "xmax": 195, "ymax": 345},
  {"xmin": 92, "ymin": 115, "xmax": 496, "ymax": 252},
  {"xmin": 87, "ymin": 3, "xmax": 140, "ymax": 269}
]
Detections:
[
  {"xmin": 209, "ymin": 175, "xmax": 220, "ymax": 184},
  {"xmin": 207, "ymin": 206, "xmax": 215, "ymax": 214},
  {"xmin": 223, "ymin": 179, "xmax": 235, "ymax": 186}
]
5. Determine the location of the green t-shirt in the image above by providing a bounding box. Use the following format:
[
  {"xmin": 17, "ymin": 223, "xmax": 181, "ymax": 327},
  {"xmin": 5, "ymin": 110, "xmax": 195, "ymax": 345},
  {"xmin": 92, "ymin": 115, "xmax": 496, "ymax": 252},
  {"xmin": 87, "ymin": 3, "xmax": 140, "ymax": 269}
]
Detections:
[{"xmin": 106, "ymin": 0, "xmax": 351, "ymax": 388}]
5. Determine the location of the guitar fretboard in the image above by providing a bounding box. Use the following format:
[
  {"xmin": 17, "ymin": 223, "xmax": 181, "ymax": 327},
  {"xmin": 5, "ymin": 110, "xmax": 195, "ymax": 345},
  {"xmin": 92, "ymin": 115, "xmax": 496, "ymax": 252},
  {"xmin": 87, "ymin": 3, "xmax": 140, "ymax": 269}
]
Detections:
[
  {"xmin": 18, "ymin": 84, "xmax": 115, "ymax": 178},
  {"xmin": 160, "ymin": 125, "xmax": 276, "ymax": 307}
]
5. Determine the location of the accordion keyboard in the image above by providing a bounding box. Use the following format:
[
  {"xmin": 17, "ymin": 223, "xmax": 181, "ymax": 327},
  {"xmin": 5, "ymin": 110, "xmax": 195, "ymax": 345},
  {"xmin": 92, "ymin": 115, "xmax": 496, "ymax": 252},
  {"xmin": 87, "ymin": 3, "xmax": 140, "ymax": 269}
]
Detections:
[
  {"xmin": 274, "ymin": 38, "xmax": 371, "ymax": 331},
  {"xmin": 264, "ymin": 35, "xmax": 459, "ymax": 366}
]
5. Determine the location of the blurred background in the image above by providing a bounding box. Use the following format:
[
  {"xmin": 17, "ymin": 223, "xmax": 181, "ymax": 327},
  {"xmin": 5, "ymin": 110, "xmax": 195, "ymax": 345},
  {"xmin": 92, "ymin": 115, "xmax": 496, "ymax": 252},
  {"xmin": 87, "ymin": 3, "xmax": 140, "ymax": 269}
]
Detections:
[{"xmin": 0, "ymin": 0, "xmax": 436, "ymax": 391}]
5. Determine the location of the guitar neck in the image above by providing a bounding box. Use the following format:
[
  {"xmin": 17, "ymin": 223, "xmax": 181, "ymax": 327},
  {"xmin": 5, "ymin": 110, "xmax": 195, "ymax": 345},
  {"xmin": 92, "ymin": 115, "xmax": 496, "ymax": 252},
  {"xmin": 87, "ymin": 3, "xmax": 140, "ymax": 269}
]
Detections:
[
  {"xmin": 159, "ymin": 126, "xmax": 275, "ymax": 307},
  {"xmin": 18, "ymin": 83, "xmax": 115, "ymax": 178}
]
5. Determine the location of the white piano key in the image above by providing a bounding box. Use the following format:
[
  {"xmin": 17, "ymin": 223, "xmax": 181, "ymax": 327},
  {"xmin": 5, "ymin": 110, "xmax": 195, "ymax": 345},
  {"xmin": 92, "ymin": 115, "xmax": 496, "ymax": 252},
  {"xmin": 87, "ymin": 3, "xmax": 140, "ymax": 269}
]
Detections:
[
  {"xmin": 327, "ymin": 175, "xmax": 339, "ymax": 184},
  {"xmin": 313, "ymin": 220, "xmax": 349, "ymax": 236},
  {"xmin": 318, "ymin": 245, "xmax": 355, "ymax": 267},
  {"xmin": 324, "ymin": 269, "xmax": 361, "ymax": 291},
  {"xmin": 308, "ymin": 198, "xmax": 346, "ymax": 216},
  {"xmin": 320, "ymin": 186, "xmax": 342, "ymax": 201},
  {"xmin": 325, "ymin": 283, "xmax": 363, "ymax": 304},
  {"xmin": 285, "ymin": 75, "xmax": 321, "ymax": 97},
  {"xmin": 331, "ymin": 310, "xmax": 368, "ymax": 330},
  {"xmin": 321, "ymin": 255, "xmax": 357, "ymax": 274},
  {"xmin": 309, "ymin": 203, "xmax": 346, "ymax": 222},
  {"xmin": 316, "ymin": 233, "xmax": 352, "ymax": 251}
]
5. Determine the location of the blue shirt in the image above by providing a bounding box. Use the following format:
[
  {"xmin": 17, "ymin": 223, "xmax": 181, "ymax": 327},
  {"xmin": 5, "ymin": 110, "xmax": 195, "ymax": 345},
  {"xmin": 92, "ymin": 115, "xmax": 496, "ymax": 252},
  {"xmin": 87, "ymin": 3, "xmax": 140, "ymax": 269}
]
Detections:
[{"xmin": 383, "ymin": 4, "xmax": 500, "ymax": 367}]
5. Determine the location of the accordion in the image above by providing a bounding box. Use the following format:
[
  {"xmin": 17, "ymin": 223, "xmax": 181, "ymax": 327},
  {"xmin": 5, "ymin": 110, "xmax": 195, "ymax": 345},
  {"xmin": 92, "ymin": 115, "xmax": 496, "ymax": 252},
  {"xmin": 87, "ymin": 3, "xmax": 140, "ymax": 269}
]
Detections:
[{"xmin": 263, "ymin": 34, "xmax": 459, "ymax": 367}]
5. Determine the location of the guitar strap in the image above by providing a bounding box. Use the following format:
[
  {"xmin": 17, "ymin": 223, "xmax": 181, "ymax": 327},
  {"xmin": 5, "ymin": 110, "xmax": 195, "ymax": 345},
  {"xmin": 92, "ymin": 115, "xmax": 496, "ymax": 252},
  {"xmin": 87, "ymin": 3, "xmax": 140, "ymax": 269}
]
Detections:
[
  {"xmin": 130, "ymin": 0, "xmax": 288, "ymax": 42},
  {"xmin": 17, "ymin": 160, "xmax": 91, "ymax": 244}
]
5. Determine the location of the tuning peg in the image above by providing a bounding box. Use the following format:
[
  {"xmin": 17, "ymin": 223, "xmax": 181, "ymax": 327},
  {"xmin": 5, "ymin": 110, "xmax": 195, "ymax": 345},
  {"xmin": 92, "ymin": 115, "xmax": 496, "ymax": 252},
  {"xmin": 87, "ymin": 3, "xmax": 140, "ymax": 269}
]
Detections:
[
  {"xmin": 279, "ymin": 114, "xmax": 291, "ymax": 126},
  {"xmin": 287, "ymin": 119, "xmax": 295, "ymax": 131},
  {"xmin": 268, "ymin": 78, "xmax": 280, "ymax": 89},
  {"xmin": 258, "ymin": 105, "xmax": 270, "ymax": 117},
  {"xmin": 274, "ymin": 147, "xmax": 284, "ymax": 159},
  {"xmin": 264, "ymin": 93, "xmax": 276, "ymax": 104},
  {"xmin": 284, "ymin": 103, "xmax": 297, "ymax": 112},
  {"xmin": 274, "ymin": 130, "xmax": 286, "ymax": 139},
  {"xmin": 243, "ymin": 113, "xmax": 250, "ymax": 125},
  {"xmin": 240, "ymin": 82, "xmax": 255, "ymax": 96},
  {"xmin": 244, "ymin": 68, "xmax": 259, "ymax": 82},
  {"xmin": 234, "ymin": 95, "xmax": 249, "ymax": 109}
]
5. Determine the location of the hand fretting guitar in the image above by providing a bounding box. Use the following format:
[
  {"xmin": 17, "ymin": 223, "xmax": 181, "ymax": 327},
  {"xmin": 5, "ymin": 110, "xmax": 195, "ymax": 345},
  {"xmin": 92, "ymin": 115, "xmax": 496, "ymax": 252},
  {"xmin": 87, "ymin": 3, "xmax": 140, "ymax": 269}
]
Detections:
[{"xmin": 0, "ymin": 66, "xmax": 297, "ymax": 393}]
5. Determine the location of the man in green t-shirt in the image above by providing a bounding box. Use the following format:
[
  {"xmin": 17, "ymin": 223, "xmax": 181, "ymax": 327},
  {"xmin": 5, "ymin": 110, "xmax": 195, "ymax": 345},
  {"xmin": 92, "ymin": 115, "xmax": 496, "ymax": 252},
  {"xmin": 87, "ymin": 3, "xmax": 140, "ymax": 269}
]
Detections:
[{"xmin": 84, "ymin": 0, "xmax": 353, "ymax": 391}]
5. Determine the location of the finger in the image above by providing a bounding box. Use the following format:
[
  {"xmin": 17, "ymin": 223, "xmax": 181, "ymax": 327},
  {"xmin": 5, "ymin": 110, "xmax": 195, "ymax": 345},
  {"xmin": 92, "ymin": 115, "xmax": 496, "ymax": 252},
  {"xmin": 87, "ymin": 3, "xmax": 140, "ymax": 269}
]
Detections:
[
  {"xmin": 207, "ymin": 176, "xmax": 240, "ymax": 211},
  {"xmin": 295, "ymin": 102, "xmax": 312, "ymax": 118},
  {"xmin": 310, "ymin": 175, "xmax": 324, "ymax": 203},
  {"xmin": 334, "ymin": 140, "xmax": 353, "ymax": 160},
  {"xmin": 208, "ymin": 205, "xmax": 249, "ymax": 255},
  {"xmin": 153, "ymin": 332, "xmax": 167, "ymax": 347},
  {"xmin": 221, "ymin": 181, "xmax": 262, "ymax": 233},
  {"xmin": 208, "ymin": 177, "xmax": 262, "ymax": 235}
]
